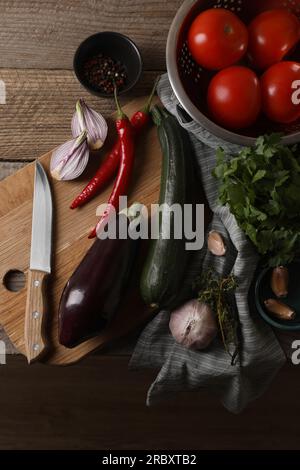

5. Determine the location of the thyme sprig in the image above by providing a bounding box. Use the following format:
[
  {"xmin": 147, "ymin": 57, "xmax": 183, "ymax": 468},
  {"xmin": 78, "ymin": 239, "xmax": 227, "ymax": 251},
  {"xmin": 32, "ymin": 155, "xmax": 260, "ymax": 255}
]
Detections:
[{"xmin": 197, "ymin": 269, "xmax": 240, "ymax": 365}]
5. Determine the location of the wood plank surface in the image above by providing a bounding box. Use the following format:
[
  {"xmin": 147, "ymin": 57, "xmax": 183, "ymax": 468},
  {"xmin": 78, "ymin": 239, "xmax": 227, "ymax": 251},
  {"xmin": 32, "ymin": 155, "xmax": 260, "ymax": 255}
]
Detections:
[
  {"xmin": 0, "ymin": 355, "xmax": 299, "ymax": 450},
  {"xmin": 0, "ymin": 0, "xmax": 181, "ymax": 70},
  {"xmin": 0, "ymin": 162, "xmax": 27, "ymax": 178},
  {"xmin": 0, "ymin": 69, "xmax": 158, "ymax": 160}
]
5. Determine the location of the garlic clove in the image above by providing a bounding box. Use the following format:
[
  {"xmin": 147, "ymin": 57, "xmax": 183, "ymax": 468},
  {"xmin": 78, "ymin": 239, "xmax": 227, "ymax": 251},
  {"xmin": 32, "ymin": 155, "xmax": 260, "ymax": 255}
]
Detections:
[
  {"xmin": 208, "ymin": 230, "xmax": 226, "ymax": 256},
  {"xmin": 50, "ymin": 130, "xmax": 89, "ymax": 181},
  {"xmin": 169, "ymin": 299, "xmax": 218, "ymax": 350},
  {"xmin": 264, "ymin": 298, "xmax": 296, "ymax": 321},
  {"xmin": 71, "ymin": 99, "xmax": 108, "ymax": 151},
  {"xmin": 271, "ymin": 266, "xmax": 289, "ymax": 298}
]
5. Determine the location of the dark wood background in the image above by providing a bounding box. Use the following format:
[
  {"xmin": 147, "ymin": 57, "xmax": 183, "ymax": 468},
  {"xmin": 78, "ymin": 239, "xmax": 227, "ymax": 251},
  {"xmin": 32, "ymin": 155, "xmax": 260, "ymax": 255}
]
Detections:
[
  {"xmin": 0, "ymin": 0, "xmax": 299, "ymax": 451},
  {"xmin": 1, "ymin": 355, "xmax": 300, "ymax": 450}
]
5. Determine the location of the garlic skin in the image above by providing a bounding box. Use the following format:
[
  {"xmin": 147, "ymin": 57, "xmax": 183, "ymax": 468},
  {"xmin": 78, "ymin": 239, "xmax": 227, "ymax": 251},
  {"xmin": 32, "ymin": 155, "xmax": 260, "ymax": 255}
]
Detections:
[
  {"xmin": 51, "ymin": 131, "xmax": 89, "ymax": 181},
  {"xmin": 271, "ymin": 266, "xmax": 289, "ymax": 298},
  {"xmin": 264, "ymin": 299, "xmax": 296, "ymax": 321},
  {"xmin": 208, "ymin": 231, "xmax": 226, "ymax": 256},
  {"xmin": 169, "ymin": 299, "xmax": 218, "ymax": 350},
  {"xmin": 71, "ymin": 99, "xmax": 108, "ymax": 151}
]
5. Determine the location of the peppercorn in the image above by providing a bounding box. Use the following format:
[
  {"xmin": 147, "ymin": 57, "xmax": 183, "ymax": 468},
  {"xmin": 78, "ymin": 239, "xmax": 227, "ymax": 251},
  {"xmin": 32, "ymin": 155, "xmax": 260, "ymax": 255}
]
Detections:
[{"xmin": 83, "ymin": 53, "xmax": 127, "ymax": 95}]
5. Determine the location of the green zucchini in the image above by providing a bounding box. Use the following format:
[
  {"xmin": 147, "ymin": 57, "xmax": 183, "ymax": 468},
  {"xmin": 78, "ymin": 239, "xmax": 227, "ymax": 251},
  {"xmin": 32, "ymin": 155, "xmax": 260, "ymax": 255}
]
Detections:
[{"xmin": 140, "ymin": 106, "xmax": 190, "ymax": 310}]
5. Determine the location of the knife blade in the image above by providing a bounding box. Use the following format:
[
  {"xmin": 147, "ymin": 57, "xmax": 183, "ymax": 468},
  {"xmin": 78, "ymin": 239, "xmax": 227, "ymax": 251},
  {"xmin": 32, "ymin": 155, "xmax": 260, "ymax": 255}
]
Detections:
[{"xmin": 24, "ymin": 161, "xmax": 53, "ymax": 364}]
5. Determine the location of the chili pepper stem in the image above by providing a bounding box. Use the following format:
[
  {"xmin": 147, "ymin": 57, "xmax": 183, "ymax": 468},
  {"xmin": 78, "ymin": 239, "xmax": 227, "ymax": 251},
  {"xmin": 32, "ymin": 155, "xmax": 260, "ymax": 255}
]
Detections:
[
  {"xmin": 114, "ymin": 85, "xmax": 127, "ymax": 120},
  {"xmin": 142, "ymin": 76, "xmax": 160, "ymax": 114}
]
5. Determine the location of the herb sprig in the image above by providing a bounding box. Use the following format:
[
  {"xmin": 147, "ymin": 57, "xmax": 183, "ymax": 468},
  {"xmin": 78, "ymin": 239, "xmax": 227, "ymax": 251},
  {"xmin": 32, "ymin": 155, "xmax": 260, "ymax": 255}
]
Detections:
[
  {"xmin": 213, "ymin": 134, "xmax": 300, "ymax": 267},
  {"xmin": 197, "ymin": 269, "xmax": 239, "ymax": 364}
]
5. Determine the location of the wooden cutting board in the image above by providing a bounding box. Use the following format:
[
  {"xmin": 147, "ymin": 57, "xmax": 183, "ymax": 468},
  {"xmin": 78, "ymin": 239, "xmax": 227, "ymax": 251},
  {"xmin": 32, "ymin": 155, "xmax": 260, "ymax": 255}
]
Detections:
[{"xmin": 0, "ymin": 97, "xmax": 161, "ymax": 365}]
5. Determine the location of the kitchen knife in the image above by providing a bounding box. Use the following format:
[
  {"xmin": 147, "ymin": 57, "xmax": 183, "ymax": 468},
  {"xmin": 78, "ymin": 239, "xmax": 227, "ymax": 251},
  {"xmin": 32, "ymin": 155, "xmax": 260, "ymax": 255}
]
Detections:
[{"xmin": 24, "ymin": 161, "xmax": 53, "ymax": 364}]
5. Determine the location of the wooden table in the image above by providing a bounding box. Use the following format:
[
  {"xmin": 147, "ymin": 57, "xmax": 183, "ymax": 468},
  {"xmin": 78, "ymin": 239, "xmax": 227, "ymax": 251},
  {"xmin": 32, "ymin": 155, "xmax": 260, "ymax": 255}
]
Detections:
[{"xmin": 0, "ymin": 0, "xmax": 299, "ymax": 451}]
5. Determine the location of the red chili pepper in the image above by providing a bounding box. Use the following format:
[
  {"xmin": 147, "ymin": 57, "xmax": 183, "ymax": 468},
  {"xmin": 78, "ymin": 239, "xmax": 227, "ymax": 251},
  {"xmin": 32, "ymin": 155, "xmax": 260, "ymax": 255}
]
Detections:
[
  {"xmin": 88, "ymin": 88, "xmax": 135, "ymax": 239},
  {"xmin": 70, "ymin": 77, "xmax": 159, "ymax": 210},
  {"xmin": 70, "ymin": 143, "xmax": 120, "ymax": 210}
]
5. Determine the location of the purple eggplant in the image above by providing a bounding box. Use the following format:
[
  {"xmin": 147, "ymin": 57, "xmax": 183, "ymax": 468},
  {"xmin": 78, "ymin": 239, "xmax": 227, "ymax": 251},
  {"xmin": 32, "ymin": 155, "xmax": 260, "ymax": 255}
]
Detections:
[{"xmin": 59, "ymin": 210, "xmax": 140, "ymax": 348}]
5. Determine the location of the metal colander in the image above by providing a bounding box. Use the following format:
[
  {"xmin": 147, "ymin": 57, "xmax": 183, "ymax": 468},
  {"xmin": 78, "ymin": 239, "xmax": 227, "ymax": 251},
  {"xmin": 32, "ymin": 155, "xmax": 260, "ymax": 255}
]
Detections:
[{"xmin": 166, "ymin": 0, "xmax": 300, "ymax": 146}]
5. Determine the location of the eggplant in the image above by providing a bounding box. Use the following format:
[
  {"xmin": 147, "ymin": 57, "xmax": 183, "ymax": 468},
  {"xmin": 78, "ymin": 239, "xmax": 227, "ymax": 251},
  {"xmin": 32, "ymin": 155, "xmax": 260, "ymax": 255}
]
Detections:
[{"xmin": 59, "ymin": 209, "xmax": 140, "ymax": 348}]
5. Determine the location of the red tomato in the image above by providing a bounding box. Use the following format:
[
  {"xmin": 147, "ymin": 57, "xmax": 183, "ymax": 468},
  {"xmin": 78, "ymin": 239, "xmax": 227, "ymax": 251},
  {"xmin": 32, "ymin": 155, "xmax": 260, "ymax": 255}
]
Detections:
[
  {"xmin": 260, "ymin": 61, "xmax": 300, "ymax": 124},
  {"xmin": 188, "ymin": 8, "xmax": 248, "ymax": 70},
  {"xmin": 207, "ymin": 66, "xmax": 261, "ymax": 130},
  {"xmin": 248, "ymin": 9, "xmax": 300, "ymax": 70}
]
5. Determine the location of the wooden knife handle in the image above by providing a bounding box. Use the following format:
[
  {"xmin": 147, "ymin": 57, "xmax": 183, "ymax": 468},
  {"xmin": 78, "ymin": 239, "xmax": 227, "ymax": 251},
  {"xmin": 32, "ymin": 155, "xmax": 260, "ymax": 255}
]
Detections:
[{"xmin": 24, "ymin": 269, "xmax": 48, "ymax": 364}]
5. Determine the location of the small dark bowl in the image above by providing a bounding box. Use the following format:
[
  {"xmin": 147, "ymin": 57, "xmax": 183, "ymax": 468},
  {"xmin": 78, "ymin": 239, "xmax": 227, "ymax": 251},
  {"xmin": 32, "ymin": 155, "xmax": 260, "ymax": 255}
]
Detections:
[
  {"xmin": 255, "ymin": 261, "xmax": 300, "ymax": 331},
  {"xmin": 73, "ymin": 32, "xmax": 142, "ymax": 97}
]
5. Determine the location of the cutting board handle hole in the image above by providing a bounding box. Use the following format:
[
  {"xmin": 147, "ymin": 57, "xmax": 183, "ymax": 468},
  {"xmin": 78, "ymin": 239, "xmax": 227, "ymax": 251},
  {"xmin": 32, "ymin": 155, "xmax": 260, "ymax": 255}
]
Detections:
[{"xmin": 3, "ymin": 270, "xmax": 25, "ymax": 292}]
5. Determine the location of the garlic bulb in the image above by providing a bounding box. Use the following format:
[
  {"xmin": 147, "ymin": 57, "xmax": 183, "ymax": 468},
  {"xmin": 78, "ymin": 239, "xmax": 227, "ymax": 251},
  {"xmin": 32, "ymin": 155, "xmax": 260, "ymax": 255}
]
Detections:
[
  {"xmin": 71, "ymin": 99, "xmax": 108, "ymax": 151},
  {"xmin": 50, "ymin": 131, "xmax": 89, "ymax": 181},
  {"xmin": 169, "ymin": 299, "xmax": 218, "ymax": 350}
]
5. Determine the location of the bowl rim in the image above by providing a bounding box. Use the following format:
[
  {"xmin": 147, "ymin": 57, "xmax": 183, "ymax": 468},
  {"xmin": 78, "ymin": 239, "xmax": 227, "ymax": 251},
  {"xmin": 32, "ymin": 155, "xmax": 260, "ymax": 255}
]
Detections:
[
  {"xmin": 255, "ymin": 266, "xmax": 300, "ymax": 331},
  {"xmin": 73, "ymin": 31, "xmax": 143, "ymax": 97},
  {"xmin": 166, "ymin": 0, "xmax": 300, "ymax": 147}
]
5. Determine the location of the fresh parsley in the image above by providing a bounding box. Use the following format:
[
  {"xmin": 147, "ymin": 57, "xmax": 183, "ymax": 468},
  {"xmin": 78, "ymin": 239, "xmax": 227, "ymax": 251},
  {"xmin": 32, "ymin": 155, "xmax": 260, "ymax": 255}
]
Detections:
[{"xmin": 213, "ymin": 134, "xmax": 300, "ymax": 267}]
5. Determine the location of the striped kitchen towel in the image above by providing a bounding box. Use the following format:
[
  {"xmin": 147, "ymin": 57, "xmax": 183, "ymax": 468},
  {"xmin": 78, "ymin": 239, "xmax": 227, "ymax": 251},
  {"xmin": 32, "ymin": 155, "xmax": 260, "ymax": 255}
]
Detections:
[{"xmin": 130, "ymin": 74, "xmax": 286, "ymax": 413}]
